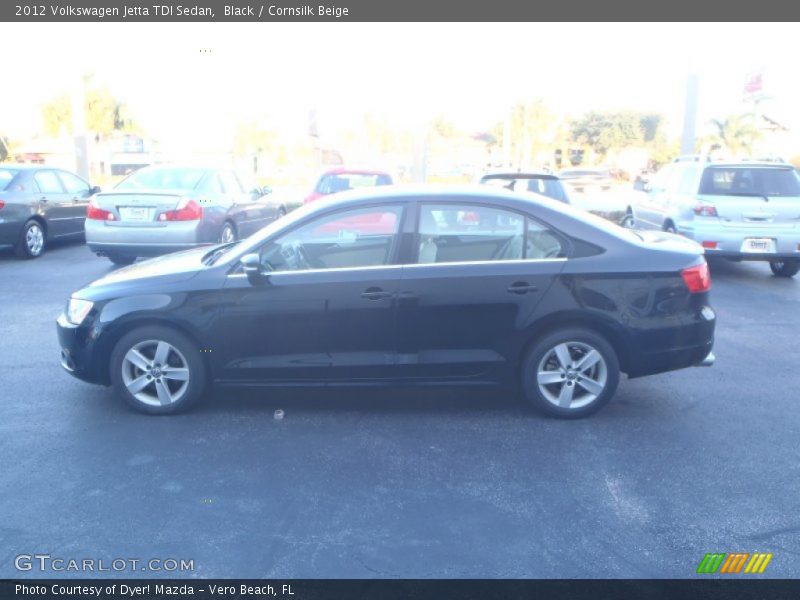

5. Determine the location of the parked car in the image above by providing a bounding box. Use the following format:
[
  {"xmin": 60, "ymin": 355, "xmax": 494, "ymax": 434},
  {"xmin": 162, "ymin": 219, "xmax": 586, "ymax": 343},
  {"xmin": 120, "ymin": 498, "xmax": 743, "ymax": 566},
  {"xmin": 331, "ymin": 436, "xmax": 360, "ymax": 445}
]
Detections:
[
  {"xmin": 58, "ymin": 185, "xmax": 715, "ymax": 418},
  {"xmin": 558, "ymin": 168, "xmax": 615, "ymax": 193},
  {"xmin": 0, "ymin": 164, "xmax": 98, "ymax": 258},
  {"xmin": 85, "ymin": 165, "xmax": 285, "ymax": 265},
  {"xmin": 626, "ymin": 157, "xmax": 800, "ymax": 277},
  {"xmin": 304, "ymin": 167, "xmax": 393, "ymax": 204},
  {"xmin": 477, "ymin": 171, "xmax": 571, "ymax": 204}
]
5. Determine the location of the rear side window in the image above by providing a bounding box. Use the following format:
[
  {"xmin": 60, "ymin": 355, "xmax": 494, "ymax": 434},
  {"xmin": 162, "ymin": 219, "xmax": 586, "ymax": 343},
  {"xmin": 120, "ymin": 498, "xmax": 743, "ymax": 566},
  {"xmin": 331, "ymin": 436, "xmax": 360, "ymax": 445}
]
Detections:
[
  {"xmin": 0, "ymin": 168, "xmax": 20, "ymax": 191},
  {"xmin": 699, "ymin": 167, "xmax": 800, "ymax": 197},
  {"xmin": 416, "ymin": 204, "xmax": 563, "ymax": 263},
  {"xmin": 34, "ymin": 171, "xmax": 64, "ymax": 194}
]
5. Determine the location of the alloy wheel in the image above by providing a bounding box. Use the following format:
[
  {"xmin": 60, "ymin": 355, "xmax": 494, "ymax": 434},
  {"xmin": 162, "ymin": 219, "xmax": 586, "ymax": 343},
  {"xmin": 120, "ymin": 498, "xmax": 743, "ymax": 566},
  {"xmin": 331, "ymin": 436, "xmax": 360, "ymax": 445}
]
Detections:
[
  {"xmin": 220, "ymin": 223, "xmax": 236, "ymax": 244},
  {"xmin": 121, "ymin": 339, "xmax": 191, "ymax": 407},
  {"xmin": 536, "ymin": 341, "xmax": 608, "ymax": 410},
  {"xmin": 26, "ymin": 223, "xmax": 44, "ymax": 256}
]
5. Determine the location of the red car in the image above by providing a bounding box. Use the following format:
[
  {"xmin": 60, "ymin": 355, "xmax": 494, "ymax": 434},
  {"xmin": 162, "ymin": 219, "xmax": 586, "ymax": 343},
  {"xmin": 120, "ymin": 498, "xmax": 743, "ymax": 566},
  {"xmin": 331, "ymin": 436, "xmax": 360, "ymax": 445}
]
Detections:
[{"xmin": 304, "ymin": 167, "xmax": 393, "ymax": 204}]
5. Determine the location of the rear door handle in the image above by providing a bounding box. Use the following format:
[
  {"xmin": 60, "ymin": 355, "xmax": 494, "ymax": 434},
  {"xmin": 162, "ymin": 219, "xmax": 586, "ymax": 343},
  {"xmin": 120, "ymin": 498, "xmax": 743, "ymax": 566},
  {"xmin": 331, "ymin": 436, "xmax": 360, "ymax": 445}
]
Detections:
[
  {"xmin": 361, "ymin": 287, "xmax": 393, "ymax": 301},
  {"xmin": 507, "ymin": 282, "xmax": 539, "ymax": 294}
]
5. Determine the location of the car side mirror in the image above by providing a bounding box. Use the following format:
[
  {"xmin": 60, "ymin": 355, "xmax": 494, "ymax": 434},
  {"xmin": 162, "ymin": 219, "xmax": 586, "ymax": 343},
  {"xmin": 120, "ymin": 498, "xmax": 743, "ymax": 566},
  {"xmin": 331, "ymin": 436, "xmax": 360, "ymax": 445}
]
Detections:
[
  {"xmin": 91, "ymin": 186, "xmax": 102, "ymax": 194},
  {"xmin": 241, "ymin": 253, "xmax": 269, "ymax": 285}
]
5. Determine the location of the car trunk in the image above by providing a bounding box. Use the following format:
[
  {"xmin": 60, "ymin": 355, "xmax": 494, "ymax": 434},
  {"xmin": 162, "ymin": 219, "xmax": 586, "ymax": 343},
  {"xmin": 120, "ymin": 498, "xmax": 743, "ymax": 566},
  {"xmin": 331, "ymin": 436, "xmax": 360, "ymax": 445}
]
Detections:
[{"xmin": 94, "ymin": 191, "xmax": 186, "ymax": 225}]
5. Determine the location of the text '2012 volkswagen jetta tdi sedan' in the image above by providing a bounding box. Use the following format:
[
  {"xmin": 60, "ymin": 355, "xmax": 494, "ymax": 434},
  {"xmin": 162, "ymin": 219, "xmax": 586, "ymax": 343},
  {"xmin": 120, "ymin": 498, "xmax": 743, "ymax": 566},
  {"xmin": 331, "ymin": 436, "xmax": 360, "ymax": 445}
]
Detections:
[{"xmin": 57, "ymin": 186, "xmax": 715, "ymax": 418}]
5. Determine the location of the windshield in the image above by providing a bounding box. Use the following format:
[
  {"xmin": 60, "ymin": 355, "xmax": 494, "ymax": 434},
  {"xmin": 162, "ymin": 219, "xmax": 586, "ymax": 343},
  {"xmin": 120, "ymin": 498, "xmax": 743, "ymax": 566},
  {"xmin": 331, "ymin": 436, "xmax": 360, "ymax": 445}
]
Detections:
[
  {"xmin": 115, "ymin": 167, "xmax": 207, "ymax": 192},
  {"xmin": 314, "ymin": 172, "xmax": 392, "ymax": 195},
  {"xmin": 699, "ymin": 166, "xmax": 800, "ymax": 197},
  {"xmin": 0, "ymin": 168, "xmax": 20, "ymax": 191}
]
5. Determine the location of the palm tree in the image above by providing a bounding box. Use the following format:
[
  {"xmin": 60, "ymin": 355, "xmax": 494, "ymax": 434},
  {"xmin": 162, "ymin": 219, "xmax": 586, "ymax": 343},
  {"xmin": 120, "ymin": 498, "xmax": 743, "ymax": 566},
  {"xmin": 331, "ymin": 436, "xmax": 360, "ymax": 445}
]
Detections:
[{"xmin": 707, "ymin": 114, "xmax": 762, "ymax": 156}]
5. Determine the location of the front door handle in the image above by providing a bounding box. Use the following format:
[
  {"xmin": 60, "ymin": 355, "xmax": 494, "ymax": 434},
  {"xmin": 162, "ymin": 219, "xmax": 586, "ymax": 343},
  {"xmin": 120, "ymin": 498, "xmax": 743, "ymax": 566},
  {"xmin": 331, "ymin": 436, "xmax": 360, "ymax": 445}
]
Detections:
[
  {"xmin": 361, "ymin": 287, "xmax": 393, "ymax": 301},
  {"xmin": 39, "ymin": 196, "xmax": 48, "ymax": 203},
  {"xmin": 507, "ymin": 282, "xmax": 539, "ymax": 294}
]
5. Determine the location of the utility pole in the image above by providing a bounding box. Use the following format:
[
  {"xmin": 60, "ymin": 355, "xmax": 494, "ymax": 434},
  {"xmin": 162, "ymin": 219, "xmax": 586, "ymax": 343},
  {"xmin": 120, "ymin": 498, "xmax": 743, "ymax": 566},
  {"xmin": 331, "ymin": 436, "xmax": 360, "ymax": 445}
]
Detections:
[
  {"xmin": 680, "ymin": 72, "xmax": 699, "ymax": 155},
  {"xmin": 72, "ymin": 75, "xmax": 89, "ymax": 179}
]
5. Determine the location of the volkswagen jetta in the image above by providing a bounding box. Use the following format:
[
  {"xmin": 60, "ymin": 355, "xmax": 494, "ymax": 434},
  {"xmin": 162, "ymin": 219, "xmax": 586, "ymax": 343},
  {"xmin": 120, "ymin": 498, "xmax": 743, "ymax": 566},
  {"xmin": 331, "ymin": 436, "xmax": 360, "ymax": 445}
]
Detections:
[{"xmin": 57, "ymin": 186, "xmax": 715, "ymax": 418}]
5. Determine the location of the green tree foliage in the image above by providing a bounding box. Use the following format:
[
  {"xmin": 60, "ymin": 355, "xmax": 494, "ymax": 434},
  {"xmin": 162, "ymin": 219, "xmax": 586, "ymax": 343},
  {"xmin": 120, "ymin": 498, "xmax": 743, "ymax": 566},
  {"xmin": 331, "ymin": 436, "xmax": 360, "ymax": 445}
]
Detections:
[
  {"xmin": 41, "ymin": 82, "xmax": 137, "ymax": 138},
  {"xmin": 0, "ymin": 136, "xmax": 10, "ymax": 162},
  {"xmin": 707, "ymin": 114, "xmax": 762, "ymax": 155},
  {"xmin": 570, "ymin": 111, "xmax": 647, "ymax": 156}
]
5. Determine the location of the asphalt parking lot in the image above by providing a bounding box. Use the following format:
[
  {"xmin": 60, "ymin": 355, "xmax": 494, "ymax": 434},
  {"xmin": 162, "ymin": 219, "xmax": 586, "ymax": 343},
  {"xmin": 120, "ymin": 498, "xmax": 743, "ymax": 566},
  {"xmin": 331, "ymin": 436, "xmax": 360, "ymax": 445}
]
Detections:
[{"xmin": 1, "ymin": 239, "xmax": 798, "ymax": 579}]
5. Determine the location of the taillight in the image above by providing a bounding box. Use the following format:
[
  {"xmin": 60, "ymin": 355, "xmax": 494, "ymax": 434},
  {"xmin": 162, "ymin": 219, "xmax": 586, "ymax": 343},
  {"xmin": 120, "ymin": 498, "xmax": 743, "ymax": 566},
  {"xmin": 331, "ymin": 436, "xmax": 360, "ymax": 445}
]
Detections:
[
  {"xmin": 87, "ymin": 200, "xmax": 115, "ymax": 221},
  {"xmin": 681, "ymin": 262, "xmax": 711, "ymax": 293},
  {"xmin": 701, "ymin": 241, "xmax": 718, "ymax": 249},
  {"xmin": 158, "ymin": 199, "xmax": 203, "ymax": 221},
  {"xmin": 694, "ymin": 204, "xmax": 718, "ymax": 217},
  {"xmin": 0, "ymin": 199, "xmax": 5, "ymax": 210}
]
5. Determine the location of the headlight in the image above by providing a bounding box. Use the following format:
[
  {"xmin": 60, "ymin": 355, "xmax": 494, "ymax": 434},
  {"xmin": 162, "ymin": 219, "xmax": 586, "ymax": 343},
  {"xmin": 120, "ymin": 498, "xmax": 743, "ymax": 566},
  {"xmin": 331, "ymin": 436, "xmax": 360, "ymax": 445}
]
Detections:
[{"xmin": 66, "ymin": 298, "xmax": 94, "ymax": 325}]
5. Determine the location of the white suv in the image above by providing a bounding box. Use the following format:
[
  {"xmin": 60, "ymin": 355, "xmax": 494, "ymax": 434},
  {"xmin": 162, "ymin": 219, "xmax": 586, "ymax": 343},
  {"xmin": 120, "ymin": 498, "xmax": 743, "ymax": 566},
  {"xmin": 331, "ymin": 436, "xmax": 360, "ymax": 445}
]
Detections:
[{"xmin": 627, "ymin": 157, "xmax": 800, "ymax": 277}]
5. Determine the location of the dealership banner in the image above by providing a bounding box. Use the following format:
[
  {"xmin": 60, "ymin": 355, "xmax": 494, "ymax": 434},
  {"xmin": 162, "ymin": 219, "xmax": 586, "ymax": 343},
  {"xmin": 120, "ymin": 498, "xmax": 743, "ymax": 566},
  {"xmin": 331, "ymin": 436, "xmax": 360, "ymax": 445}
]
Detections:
[
  {"xmin": 3, "ymin": 580, "xmax": 800, "ymax": 600},
  {"xmin": 2, "ymin": 0, "xmax": 799, "ymax": 21}
]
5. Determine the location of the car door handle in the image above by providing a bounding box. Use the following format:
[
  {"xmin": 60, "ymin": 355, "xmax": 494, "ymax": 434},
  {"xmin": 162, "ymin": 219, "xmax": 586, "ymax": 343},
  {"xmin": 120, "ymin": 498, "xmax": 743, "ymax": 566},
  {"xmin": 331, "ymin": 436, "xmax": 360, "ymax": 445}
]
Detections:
[
  {"xmin": 507, "ymin": 282, "xmax": 539, "ymax": 294},
  {"xmin": 39, "ymin": 196, "xmax": 47, "ymax": 203},
  {"xmin": 361, "ymin": 287, "xmax": 393, "ymax": 301}
]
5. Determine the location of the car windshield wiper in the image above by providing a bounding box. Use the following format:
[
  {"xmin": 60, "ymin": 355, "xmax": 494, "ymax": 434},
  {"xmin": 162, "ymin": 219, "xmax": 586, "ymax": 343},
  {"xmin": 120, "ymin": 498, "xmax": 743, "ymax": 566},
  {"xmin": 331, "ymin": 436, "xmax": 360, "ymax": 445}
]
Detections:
[{"xmin": 202, "ymin": 241, "xmax": 240, "ymax": 266}]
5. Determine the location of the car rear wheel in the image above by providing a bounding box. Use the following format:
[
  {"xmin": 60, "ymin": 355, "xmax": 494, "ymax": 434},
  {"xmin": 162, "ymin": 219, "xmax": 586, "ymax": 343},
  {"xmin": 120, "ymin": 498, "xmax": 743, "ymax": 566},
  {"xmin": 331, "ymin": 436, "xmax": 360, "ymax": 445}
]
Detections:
[
  {"xmin": 108, "ymin": 254, "xmax": 136, "ymax": 266},
  {"xmin": 770, "ymin": 259, "xmax": 800, "ymax": 278},
  {"xmin": 219, "ymin": 222, "xmax": 237, "ymax": 244},
  {"xmin": 277, "ymin": 207, "xmax": 287, "ymax": 219},
  {"xmin": 663, "ymin": 221, "xmax": 677, "ymax": 234},
  {"xmin": 14, "ymin": 220, "xmax": 46, "ymax": 258},
  {"xmin": 110, "ymin": 326, "xmax": 207, "ymax": 415},
  {"xmin": 521, "ymin": 328, "xmax": 620, "ymax": 419},
  {"xmin": 621, "ymin": 212, "xmax": 635, "ymax": 229}
]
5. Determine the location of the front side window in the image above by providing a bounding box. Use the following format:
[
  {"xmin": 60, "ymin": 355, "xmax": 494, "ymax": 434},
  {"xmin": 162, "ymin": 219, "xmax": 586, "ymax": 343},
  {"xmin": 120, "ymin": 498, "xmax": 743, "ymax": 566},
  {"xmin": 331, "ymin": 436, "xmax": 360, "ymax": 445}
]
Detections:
[
  {"xmin": 58, "ymin": 171, "xmax": 90, "ymax": 195},
  {"xmin": 257, "ymin": 205, "xmax": 403, "ymax": 272}
]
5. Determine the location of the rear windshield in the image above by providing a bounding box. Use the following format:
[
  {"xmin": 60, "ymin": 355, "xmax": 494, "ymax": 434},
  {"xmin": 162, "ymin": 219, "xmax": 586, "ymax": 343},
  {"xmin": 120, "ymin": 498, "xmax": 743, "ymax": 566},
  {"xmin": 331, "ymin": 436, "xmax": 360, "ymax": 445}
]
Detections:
[
  {"xmin": 115, "ymin": 167, "xmax": 207, "ymax": 192},
  {"xmin": 314, "ymin": 172, "xmax": 392, "ymax": 195},
  {"xmin": 480, "ymin": 176, "xmax": 568, "ymax": 203},
  {"xmin": 0, "ymin": 168, "xmax": 20, "ymax": 191},
  {"xmin": 699, "ymin": 167, "xmax": 800, "ymax": 197}
]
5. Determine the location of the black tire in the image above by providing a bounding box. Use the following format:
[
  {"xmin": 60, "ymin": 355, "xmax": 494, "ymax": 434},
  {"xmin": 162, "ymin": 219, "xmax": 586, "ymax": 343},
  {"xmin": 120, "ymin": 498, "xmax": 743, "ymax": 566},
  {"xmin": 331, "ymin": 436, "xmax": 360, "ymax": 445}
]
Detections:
[
  {"xmin": 770, "ymin": 259, "xmax": 800, "ymax": 278},
  {"xmin": 109, "ymin": 325, "xmax": 207, "ymax": 415},
  {"xmin": 621, "ymin": 212, "xmax": 635, "ymax": 229},
  {"xmin": 219, "ymin": 221, "xmax": 237, "ymax": 244},
  {"xmin": 13, "ymin": 219, "xmax": 46, "ymax": 259},
  {"xmin": 108, "ymin": 254, "xmax": 136, "ymax": 266},
  {"xmin": 663, "ymin": 221, "xmax": 677, "ymax": 234},
  {"xmin": 520, "ymin": 327, "xmax": 620, "ymax": 419},
  {"xmin": 277, "ymin": 206, "xmax": 287, "ymax": 219}
]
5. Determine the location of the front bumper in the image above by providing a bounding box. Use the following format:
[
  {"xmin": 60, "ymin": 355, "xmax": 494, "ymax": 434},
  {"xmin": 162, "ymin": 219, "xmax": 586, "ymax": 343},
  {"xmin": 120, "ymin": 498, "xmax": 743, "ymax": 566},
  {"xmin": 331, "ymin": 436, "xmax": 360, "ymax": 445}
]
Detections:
[{"xmin": 56, "ymin": 313, "xmax": 108, "ymax": 385}]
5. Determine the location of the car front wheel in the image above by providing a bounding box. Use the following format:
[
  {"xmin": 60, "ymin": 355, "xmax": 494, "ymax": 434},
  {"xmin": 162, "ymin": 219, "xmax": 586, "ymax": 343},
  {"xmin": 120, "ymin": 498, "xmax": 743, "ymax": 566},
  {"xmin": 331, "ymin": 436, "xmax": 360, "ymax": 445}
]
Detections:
[
  {"xmin": 108, "ymin": 254, "xmax": 136, "ymax": 266},
  {"xmin": 110, "ymin": 326, "xmax": 207, "ymax": 414},
  {"xmin": 770, "ymin": 259, "xmax": 800, "ymax": 278},
  {"xmin": 521, "ymin": 328, "xmax": 620, "ymax": 419}
]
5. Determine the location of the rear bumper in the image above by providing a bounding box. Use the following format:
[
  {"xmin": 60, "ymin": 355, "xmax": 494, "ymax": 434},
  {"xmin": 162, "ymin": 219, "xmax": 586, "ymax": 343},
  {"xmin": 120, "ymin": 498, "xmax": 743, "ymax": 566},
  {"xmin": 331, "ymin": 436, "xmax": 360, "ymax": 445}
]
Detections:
[
  {"xmin": 85, "ymin": 219, "xmax": 208, "ymax": 257},
  {"xmin": 678, "ymin": 221, "xmax": 800, "ymax": 261},
  {"xmin": 87, "ymin": 241, "xmax": 209, "ymax": 257}
]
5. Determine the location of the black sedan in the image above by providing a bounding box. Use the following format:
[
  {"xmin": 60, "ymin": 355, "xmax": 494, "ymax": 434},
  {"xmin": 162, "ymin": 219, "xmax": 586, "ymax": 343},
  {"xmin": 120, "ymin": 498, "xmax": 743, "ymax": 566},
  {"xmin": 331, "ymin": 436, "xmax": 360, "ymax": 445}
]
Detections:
[
  {"xmin": 57, "ymin": 186, "xmax": 715, "ymax": 418},
  {"xmin": 0, "ymin": 164, "xmax": 99, "ymax": 258}
]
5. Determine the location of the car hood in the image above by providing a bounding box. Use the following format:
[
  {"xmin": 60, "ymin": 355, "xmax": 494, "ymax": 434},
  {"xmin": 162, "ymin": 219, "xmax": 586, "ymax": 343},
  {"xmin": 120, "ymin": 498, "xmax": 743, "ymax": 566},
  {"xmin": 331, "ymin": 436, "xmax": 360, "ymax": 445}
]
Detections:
[{"xmin": 73, "ymin": 246, "xmax": 214, "ymax": 300}]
